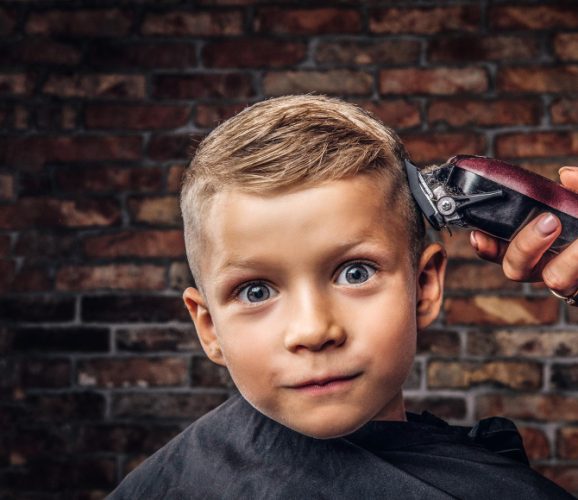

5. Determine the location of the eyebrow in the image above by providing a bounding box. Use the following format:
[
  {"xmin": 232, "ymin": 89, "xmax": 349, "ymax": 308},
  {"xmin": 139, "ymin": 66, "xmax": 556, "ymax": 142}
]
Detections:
[{"xmin": 215, "ymin": 238, "xmax": 392, "ymax": 276}]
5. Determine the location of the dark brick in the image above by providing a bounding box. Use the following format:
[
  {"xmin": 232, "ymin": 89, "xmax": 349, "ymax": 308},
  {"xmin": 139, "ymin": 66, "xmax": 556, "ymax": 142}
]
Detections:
[
  {"xmin": 116, "ymin": 327, "xmax": 200, "ymax": 352},
  {"xmin": 111, "ymin": 392, "xmax": 227, "ymax": 419},
  {"xmin": 0, "ymin": 297, "xmax": 75, "ymax": 323},
  {"xmin": 315, "ymin": 39, "xmax": 420, "ymax": 65},
  {"xmin": 405, "ymin": 397, "xmax": 467, "ymax": 420},
  {"xmin": 191, "ymin": 356, "xmax": 231, "ymax": 388},
  {"xmin": 0, "ymin": 75, "xmax": 32, "ymax": 96},
  {"xmin": 490, "ymin": 5, "xmax": 578, "ymax": 30},
  {"xmin": 147, "ymin": 133, "xmax": 202, "ymax": 161},
  {"xmin": 11, "ymin": 327, "xmax": 109, "ymax": 353},
  {"xmin": 33, "ymin": 104, "xmax": 77, "ymax": 130},
  {"xmin": 203, "ymin": 39, "xmax": 306, "ymax": 68},
  {"xmin": 56, "ymin": 264, "xmax": 166, "ymax": 291},
  {"xmin": 153, "ymin": 73, "xmax": 253, "ymax": 99},
  {"xmin": 43, "ymin": 74, "xmax": 146, "ymax": 99},
  {"xmin": 402, "ymin": 132, "xmax": 485, "ymax": 163},
  {"xmin": 26, "ymin": 392, "xmax": 106, "ymax": 421},
  {"xmin": 88, "ymin": 41, "xmax": 197, "ymax": 69},
  {"xmin": 429, "ymin": 35, "xmax": 539, "ymax": 62},
  {"xmin": 53, "ymin": 165, "xmax": 163, "ymax": 193},
  {"xmin": 142, "ymin": 10, "xmax": 243, "ymax": 36},
  {"xmin": 0, "ymin": 8, "xmax": 16, "ymax": 35},
  {"xmin": 552, "ymin": 364, "xmax": 578, "ymax": 390},
  {"xmin": 417, "ymin": 329, "xmax": 460, "ymax": 356},
  {"xmin": 83, "ymin": 230, "xmax": 185, "ymax": 258},
  {"xmin": 0, "ymin": 39, "xmax": 82, "ymax": 66},
  {"xmin": 19, "ymin": 359, "xmax": 71, "ymax": 389},
  {"xmin": 26, "ymin": 9, "xmax": 132, "ymax": 37},
  {"xmin": 85, "ymin": 104, "xmax": 191, "ymax": 130},
  {"xmin": 194, "ymin": 103, "xmax": 248, "ymax": 128},
  {"xmin": 82, "ymin": 295, "xmax": 189, "ymax": 323},
  {"xmin": 0, "ymin": 135, "xmax": 142, "ymax": 169},
  {"xmin": 14, "ymin": 232, "xmax": 76, "ymax": 260}
]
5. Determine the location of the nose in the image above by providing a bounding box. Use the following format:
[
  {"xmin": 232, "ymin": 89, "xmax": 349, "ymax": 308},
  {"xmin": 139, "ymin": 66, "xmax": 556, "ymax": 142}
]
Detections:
[{"xmin": 283, "ymin": 286, "xmax": 346, "ymax": 353}]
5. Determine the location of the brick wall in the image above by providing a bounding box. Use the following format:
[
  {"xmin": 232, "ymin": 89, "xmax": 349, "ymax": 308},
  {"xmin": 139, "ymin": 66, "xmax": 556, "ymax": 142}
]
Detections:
[{"xmin": 1, "ymin": 0, "xmax": 578, "ymax": 497}]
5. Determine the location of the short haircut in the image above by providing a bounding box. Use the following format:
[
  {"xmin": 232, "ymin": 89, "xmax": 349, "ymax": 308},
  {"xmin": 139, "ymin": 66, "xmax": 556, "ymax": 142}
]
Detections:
[{"xmin": 181, "ymin": 95, "xmax": 426, "ymax": 292}]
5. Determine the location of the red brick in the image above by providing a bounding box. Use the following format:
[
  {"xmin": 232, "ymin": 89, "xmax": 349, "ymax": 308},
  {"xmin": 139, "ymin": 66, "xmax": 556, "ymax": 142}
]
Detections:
[
  {"xmin": 88, "ymin": 41, "xmax": 197, "ymax": 69},
  {"xmin": 519, "ymin": 427, "xmax": 550, "ymax": 460},
  {"xmin": 26, "ymin": 9, "xmax": 132, "ymax": 37},
  {"xmin": 405, "ymin": 397, "xmax": 466, "ymax": 420},
  {"xmin": 142, "ymin": 10, "xmax": 243, "ymax": 36},
  {"xmin": 169, "ymin": 262, "xmax": 194, "ymax": 290},
  {"xmin": 476, "ymin": 394, "xmax": 578, "ymax": 421},
  {"xmin": 0, "ymin": 173, "xmax": 14, "ymax": 200},
  {"xmin": 417, "ymin": 329, "xmax": 460, "ymax": 356},
  {"xmin": 490, "ymin": 5, "xmax": 578, "ymax": 30},
  {"xmin": 195, "ymin": 103, "xmax": 247, "ymax": 128},
  {"xmin": 54, "ymin": 166, "xmax": 162, "ymax": 193},
  {"xmin": 370, "ymin": 6, "xmax": 479, "ymax": 34},
  {"xmin": 111, "ymin": 392, "xmax": 227, "ymax": 419},
  {"xmin": 535, "ymin": 466, "xmax": 578, "ymax": 496},
  {"xmin": 498, "ymin": 66, "xmax": 578, "ymax": 93},
  {"xmin": 428, "ymin": 99, "xmax": 541, "ymax": 127},
  {"xmin": 83, "ymin": 230, "xmax": 185, "ymax": 258},
  {"xmin": 77, "ymin": 357, "xmax": 188, "ymax": 388},
  {"xmin": 0, "ymin": 39, "xmax": 82, "ymax": 66},
  {"xmin": 255, "ymin": 8, "xmax": 361, "ymax": 34},
  {"xmin": 147, "ymin": 133, "xmax": 204, "ymax": 161},
  {"xmin": 468, "ymin": 330, "xmax": 578, "ymax": 357},
  {"xmin": 551, "ymin": 98, "xmax": 578, "ymax": 124},
  {"xmin": 0, "ymin": 198, "xmax": 121, "ymax": 229},
  {"xmin": 555, "ymin": 34, "xmax": 578, "ymax": 61},
  {"xmin": 380, "ymin": 68, "xmax": 487, "ymax": 95},
  {"xmin": 0, "ymin": 135, "xmax": 142, "ymax": 168},
  {"xmin": 445, "ymin": 296, "xmax": 559, "ymax": 326},
  {"xmin": 445, "ymin": 261, "xmax": 520, "ymax": 291},
  {"xmin": 153, "ymin": 73, "xmax": 253, "ymax": 99},
  {"xmin": 85, "ymin": 104, "xmax": 191, "ymax": 130},
  {"xmin": 128, "ymin": 195, "xmax": 181, "ymax": 225},
  {"xmin": 43, "ymin": 74, "xmax": 146, "ymax": 99},
  {"xmin": 558, "ymin": 427, "xmax": 578, "ymax": 459},
  {"xmin": 402, "ymin": 132, "xmax": 485, "ymax": 163},
  {"xmin": 4, "ymin": 264, "xmax": 51, "ymax": 293},
  {"xmin": 0, "ymin": 74, "xmax": 31, "ymax": 96},
  {"xmin": 427, "ymin": 360, "xmax": 542, "ymax": 390},
  {"xmin": 167, "ymin": 164, "xmax": 186, "ymax": 192},
  {"xmin": 56, "ymin": 264, "xmax": 166, "ymax": 291},
  {"xmin": 429, "ymin": 35, "xmax": 538, "ymax": 62},
  {"xmin": 0, "ymin": 8, "xmax": 16, "ymax": 35},
  {"xmin": 116, "ymin": 327, "xmax": 200, "ymax": 352},
  {"xmin": 357, "ymin": 100, "xmax": 421, "ymax": 129},
  {"xmin": 263, "ymin": 70, "xmax": 373, "ymax": 96},
  {"xmin": 191, "ymin": 356, "xmax": 231, "ymax": 388},
  {"xmin": 316, "ymin": 40, "xmax": 420, "ymax": 65},
  {"xmin": 203, "ymin": 39, "xmax": 306, "ymax": 68},
  {"xmin": 495, "ymin": 132, "xmax": 578, "ymax": 158}
]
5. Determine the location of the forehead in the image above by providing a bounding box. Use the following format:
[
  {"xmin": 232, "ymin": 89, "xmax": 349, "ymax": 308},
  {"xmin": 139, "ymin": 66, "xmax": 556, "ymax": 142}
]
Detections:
[{"xmin": 199, "ymin": 174, "xmax": 409, "ymax": 276}]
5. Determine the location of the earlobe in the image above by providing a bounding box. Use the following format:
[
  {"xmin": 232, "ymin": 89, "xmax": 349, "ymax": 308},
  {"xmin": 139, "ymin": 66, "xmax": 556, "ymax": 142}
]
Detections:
[
  {"xmin": 183, "ymin": 287, "xmax": 226, "ymax": 366},
  {"xmin": 415, "ymin": 243, "xmax": 447, "ymax": 330}
]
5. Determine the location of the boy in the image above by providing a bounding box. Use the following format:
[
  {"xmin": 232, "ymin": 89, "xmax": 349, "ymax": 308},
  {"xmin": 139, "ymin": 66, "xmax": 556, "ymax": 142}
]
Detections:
[{"xmin": 109, "ymin": 95, "xmax": 575, "ymax": 498}]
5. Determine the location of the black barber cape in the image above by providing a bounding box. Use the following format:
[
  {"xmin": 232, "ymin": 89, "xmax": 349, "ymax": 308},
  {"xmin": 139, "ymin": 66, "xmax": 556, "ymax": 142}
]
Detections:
[{"xmin": 109, "ymin": 394, "xmax": 574, "ymax": 499}]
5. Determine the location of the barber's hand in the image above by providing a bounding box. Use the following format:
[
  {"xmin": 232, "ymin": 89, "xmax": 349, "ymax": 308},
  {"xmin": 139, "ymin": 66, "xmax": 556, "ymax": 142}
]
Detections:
[{"xmin": 469, "ymin": 166, "xmax": 578, "ymax": 304}]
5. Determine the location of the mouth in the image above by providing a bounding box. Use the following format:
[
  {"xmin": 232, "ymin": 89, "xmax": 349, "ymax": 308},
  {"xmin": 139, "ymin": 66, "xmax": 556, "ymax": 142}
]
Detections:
[{"xmin": 290, "ymin": 372, "xmax": 362, "ymax": 393}]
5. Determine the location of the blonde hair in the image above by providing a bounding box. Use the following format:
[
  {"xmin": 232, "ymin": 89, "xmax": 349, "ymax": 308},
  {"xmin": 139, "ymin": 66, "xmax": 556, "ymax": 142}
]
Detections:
[{"xmin": 181, "ymin": 95, "xmax": 425, "ymax": 290}]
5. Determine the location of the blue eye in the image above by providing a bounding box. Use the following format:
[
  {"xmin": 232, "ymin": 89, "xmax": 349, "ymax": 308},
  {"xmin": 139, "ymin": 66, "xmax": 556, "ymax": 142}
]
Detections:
[
  {"xmin": 237, "ymin": 283, "xmax": 276, "ymax": 304},
  {"xmin": 336, "ymin": 262, "xmax": 376, "ymax": 285}
]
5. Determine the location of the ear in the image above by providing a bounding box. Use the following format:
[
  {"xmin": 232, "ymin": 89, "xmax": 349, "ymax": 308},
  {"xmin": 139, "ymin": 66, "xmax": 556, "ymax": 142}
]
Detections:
[
  {"xmin": 415, "ymin": 242, "xmax": 447, "ymax": 330},
  {"xmin": 183, "ymin": 287, "xmax": 226, "ymax": 366}
]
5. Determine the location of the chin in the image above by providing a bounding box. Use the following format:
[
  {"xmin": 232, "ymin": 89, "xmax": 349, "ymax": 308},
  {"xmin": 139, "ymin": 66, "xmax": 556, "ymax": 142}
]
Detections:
[{"xmin": 279, "ymin": 412, "xmax": 369, "ymax": 440}]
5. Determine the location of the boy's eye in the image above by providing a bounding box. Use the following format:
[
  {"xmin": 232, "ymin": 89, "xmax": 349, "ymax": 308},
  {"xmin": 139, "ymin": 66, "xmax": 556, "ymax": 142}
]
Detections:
[
  {"xmin": 336, "ymin": 262, "xmax": 376, "ymax": 285},
  {"xmin": 237, "ymin": 283, "xmax": 277, "ymax": 304}
]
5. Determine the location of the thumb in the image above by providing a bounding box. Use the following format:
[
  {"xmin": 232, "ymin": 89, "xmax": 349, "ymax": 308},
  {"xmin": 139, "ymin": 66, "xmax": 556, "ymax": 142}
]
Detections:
[{"xmin": 559, "ymin": 166, "xmax": 578, "ymax": 194}]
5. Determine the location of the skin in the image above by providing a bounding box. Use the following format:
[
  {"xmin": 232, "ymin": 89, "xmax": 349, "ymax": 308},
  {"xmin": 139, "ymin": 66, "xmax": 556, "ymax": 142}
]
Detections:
[
  {"xmin": 183, "ymin": 174, "xmax": 446, "ymax": 439},
  {"xmin": 471, "ymin": 167, "xmax": 578, "ymax": 299}
]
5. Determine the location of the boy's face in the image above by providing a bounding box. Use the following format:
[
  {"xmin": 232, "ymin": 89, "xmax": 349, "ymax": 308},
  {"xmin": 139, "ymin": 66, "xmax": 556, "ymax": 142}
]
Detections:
[{"xmin": 184, "ymin": 174, "xmax": 446, "ymax": 439}]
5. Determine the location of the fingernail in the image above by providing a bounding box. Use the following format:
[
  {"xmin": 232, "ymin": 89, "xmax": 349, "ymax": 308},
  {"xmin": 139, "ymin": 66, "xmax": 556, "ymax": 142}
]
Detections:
[
  {"xmin": 470, "ymin": 231, "xmax": 479, "ymax": 251},
  {"xmin": 559, "ymin": 166, "xmax": 578, "ymax": 176},
  {"xmin": 537, "ymin": 213, "xmax": 558, "ymax": 236}
]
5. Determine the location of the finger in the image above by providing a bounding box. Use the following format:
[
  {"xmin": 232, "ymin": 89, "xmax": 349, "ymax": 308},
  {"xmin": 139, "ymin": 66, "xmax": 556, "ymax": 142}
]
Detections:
[
  {"xmin": 501, "ymin": 212, "xmax": 561, "ymax": 281},
  {"xmin": 470, "ymin": 230, "xmax": 508, "ymax": 263},
  {"xmin": 542, "ymin": 238, "xmax": 578, "ymax": 297},
  {"xmin": 559, "ymin": 166, "xmax": 578, "ymax": 193}
]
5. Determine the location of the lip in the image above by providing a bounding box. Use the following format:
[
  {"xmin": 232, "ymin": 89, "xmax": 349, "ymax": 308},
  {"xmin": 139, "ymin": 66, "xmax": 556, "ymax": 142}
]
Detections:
[{"xmin": 289, "ymin": 372, "xmax": 361, "ymax": 395}]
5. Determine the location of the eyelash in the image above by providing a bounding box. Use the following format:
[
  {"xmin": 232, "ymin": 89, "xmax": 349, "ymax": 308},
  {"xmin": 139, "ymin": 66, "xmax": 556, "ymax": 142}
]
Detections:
[{"xmin": 230, "ymin": 260, "xmax": 379, "ymax": 304}]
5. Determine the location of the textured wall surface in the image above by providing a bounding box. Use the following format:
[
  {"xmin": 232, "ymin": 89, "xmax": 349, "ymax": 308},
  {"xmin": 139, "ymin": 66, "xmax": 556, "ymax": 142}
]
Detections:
[{"xmin": 2, "ymin": 0, "xmax": 578, "ymax": 497}]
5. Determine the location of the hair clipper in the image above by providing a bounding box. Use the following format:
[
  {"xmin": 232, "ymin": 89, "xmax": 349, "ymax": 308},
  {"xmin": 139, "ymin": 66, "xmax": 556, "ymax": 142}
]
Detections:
[{"xmin": 405, "ymin": 155, "xmax": 578, "ymax": 253}]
